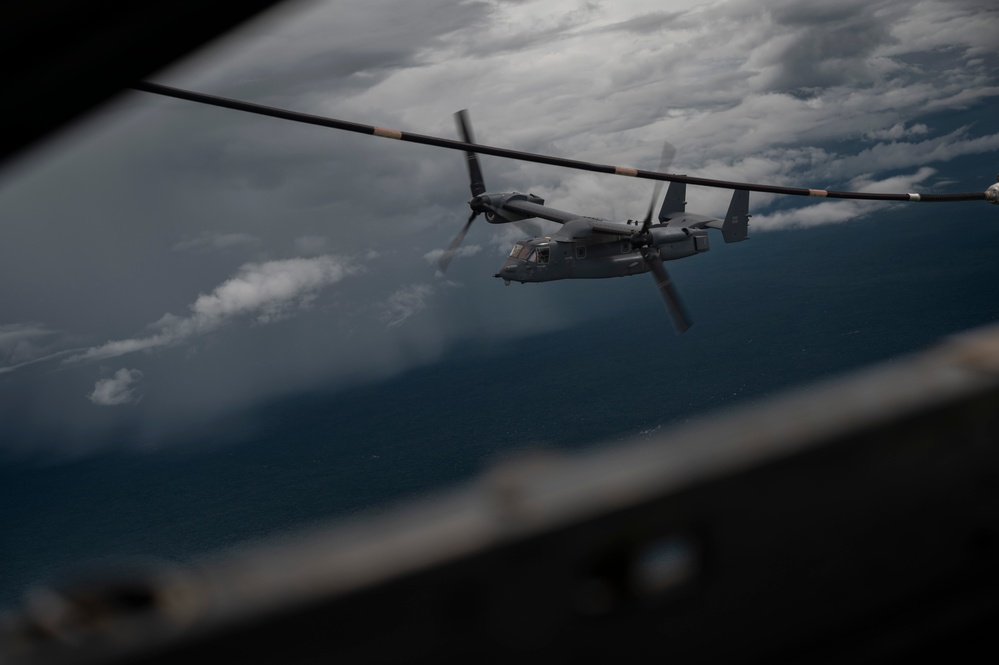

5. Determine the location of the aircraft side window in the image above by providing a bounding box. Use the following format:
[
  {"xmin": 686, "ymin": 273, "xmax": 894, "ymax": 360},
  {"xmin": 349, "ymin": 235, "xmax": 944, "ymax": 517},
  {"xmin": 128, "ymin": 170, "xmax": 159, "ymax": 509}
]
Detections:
[
  {"xmin": 575, "ymin": 245, "xmax": 587, "ymax": 259},
  {"xmin": 537, "ymin": 247, "xmax": 550, "ymax": 264}
]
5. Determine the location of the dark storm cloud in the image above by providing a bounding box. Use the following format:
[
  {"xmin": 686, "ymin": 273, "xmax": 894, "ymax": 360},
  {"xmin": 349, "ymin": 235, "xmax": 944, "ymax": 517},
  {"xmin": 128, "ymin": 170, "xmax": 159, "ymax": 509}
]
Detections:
[
  {"xmin": 591, "ymin": 10, "xmax": 689, "ymax": 36},
  {"xmin": 444, "ymin": 9, "xmax": 593, "ymax": 60},
  {"xmin": 177, "ymin": 0, "xmax": 494, "ymax": 104},
  {"xmin": 755, "ymin": 0, "xmax": 897, "ymax": 94}
]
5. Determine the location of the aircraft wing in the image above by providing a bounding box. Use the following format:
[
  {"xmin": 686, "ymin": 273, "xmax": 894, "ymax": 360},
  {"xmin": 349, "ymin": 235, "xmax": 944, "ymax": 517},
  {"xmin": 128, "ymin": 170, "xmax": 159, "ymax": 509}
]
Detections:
[
  {"xmin": 551, "ymin": 219, "xmax": 637, "ymax": 242},
  {"xmin": 501, "ymin": 199, "xmax": 579, "ymax": 225},
  {"xmin": 589, "ymin": 220, "xmax": 637, "ymax": 236},
  {"xmin": 505, "ymin": 199, "xmax": 640, "ymax": 238}
]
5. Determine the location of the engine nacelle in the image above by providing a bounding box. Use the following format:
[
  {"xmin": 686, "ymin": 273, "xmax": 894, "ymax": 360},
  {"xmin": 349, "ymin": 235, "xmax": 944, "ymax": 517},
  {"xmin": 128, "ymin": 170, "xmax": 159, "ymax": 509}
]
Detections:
[
  {"xmin": 648, "ymin": 226, "xmax": 690, "ymax": 246},
  {"xmin": 474, "ymin": 192, "xmax": 545, "ymax": 223},
  {"xmin": 651, "ymin": 227, "xmax": 710, "ymax": 261}
]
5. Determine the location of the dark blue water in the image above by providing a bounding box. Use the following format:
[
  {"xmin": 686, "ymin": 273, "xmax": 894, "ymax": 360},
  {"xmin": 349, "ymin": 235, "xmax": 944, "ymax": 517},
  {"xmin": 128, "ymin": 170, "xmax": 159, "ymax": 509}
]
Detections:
[{"xmin": 2, "ymin": 203, "xmax": 998, "ymax": 609}]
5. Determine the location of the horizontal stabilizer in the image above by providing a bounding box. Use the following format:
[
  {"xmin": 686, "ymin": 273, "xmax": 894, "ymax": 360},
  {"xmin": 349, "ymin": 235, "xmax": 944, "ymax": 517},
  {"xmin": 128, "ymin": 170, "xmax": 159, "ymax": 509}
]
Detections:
[{"xmin": 722, "ymin": 189, "xmax": 750, "ymax": 243}]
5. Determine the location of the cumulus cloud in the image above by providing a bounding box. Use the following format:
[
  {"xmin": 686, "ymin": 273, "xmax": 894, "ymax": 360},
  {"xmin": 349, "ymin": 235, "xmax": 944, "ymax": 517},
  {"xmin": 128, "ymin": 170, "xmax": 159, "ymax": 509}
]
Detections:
[
  {"xmin": 172, "ymin": 231, "xmax": 259, "ymax": 252},
  {"xmin": 88, "ymin": 368, "xmax": 143, "ymax": 406},
  {"xmin": 69, "ymin": 255, "xmax": 357, "ymax": 363},
  {"xmin": 380, "ymin": 284, "xmax": 434, "ymax": 327},
  {"xmin": 864, "ymin": 123, "xmax": 930, "ymax": 142}
]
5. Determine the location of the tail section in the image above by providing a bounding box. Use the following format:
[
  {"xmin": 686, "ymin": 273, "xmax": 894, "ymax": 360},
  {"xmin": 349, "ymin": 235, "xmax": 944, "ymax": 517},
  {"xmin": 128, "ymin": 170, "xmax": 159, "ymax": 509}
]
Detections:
[
  {"xmin": 722, "ymin": 189, "xmax": 750, "ymax": 243},
  {"xmin": 658, "ymin": 180, "xmax": 686, "ymax": 220}
]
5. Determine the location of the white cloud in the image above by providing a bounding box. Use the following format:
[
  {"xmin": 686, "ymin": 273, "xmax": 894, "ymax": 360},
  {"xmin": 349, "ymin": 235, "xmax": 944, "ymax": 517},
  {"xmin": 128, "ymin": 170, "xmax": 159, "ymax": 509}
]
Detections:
[
  {"xmin": 69, "ymin": 255, "xmax": 357, "ymax": 363},
  {"xmin": 864, "ymin": 123, "xmax": 930, "ymax": 142},
  {"xmin": 750, "ymin": 167, "xmax": 937, "ymax": 231},
  {"xmin": 852, "ymin": 167, "xmax": 938, "ymax": 194},
  {"xmin": 830, "ymin": 129, "xmax": 999, "ymax": 179},
  {"xmin": 751, "ymin": 199, "xmax": 887, "ymax": 231},
  {"xmin": 88, "ymin": 368, "xmax": 143, "ymax": 406},
  {"xmin": 380, "ymin": 283, "xmax": 434, "ymax": 327}
]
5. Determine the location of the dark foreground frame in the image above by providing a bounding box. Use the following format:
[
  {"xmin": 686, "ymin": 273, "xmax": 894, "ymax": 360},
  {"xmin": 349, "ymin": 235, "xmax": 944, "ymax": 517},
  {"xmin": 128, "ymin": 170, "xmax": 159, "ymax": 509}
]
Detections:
[{"xmin": 4, "ymin": 324, "xmax": 999, "ymax": 663}]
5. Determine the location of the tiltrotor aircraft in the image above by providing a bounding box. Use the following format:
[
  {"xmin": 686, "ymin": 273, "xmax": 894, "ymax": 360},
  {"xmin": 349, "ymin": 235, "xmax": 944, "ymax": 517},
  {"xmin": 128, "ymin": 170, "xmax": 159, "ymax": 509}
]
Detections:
[
  {"xmin": 128, "ymin": 81, "xmax": 999, "ymax": 334},
  {"xmin": 439, "ymin": 111, "xmax": 749, "ymax": 333}
]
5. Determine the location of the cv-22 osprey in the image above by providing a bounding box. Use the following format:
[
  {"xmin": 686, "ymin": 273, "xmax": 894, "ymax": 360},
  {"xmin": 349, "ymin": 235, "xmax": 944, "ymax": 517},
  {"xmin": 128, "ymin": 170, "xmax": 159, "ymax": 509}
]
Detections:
[
  {"xmin": 440, "ymin": 110, "xmax": 750, "ymax": 333},
  {"xmin": 126, "ymin": 82, "xmax": 999, "ymax": 334}
]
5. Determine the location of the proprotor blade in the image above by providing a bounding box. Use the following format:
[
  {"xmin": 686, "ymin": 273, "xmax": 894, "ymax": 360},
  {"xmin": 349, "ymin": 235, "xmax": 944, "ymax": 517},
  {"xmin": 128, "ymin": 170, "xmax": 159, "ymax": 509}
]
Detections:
[
  {"xmin": 640, "ymin": 142, "xmax": 676, "ymax": 232},
  {"xmin": 438, "ymin": 210, "xmax": 479, "ymax": 273},
  {"xmin": 643, "ymin": 248, "xmax": 691, "ymax": 333},
  {"xmin": 455, "ymin": 110, "xmax": 487, "ymax": 197}
]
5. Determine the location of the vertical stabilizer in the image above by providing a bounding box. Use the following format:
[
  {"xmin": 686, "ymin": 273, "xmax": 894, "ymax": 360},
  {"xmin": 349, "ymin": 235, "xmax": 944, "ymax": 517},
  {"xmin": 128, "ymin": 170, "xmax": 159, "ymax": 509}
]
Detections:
[
  {"xmin": 658, "ymin": 180, "xmax": 687, "ymax": 221},
  {"xmin": 722, "ymin": 189, "xmax": 750, "ymax": 243}
]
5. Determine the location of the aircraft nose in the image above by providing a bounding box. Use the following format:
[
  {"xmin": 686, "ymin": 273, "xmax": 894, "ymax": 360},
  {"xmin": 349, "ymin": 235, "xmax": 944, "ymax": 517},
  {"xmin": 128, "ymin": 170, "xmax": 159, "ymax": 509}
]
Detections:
[{"xmin": 496, "ymin": 262, "xmax": 517, "ymax": 279}]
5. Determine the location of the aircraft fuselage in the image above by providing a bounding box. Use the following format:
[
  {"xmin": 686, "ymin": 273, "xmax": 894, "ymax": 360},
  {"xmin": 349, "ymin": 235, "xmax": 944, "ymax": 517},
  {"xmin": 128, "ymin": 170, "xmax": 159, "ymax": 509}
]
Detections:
[{"xmin": 494, "ymin": 228, "xmax": 710, "ymax": 285}]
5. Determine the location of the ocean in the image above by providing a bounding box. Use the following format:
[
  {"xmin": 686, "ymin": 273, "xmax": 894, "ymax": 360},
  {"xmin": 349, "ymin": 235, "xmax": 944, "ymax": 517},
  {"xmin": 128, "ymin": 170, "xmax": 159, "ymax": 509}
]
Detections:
[{"xmin": 2, "ymin": 203, "xmax": 998, "ymax": 609}]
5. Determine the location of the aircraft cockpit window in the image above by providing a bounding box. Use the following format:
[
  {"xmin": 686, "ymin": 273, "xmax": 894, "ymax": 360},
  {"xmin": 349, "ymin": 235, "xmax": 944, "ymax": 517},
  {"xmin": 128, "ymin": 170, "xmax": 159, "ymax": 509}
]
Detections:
[
  {"xmin": 510, "ymin": 244, "xmax": 535, "ymax": 260},
  {"xmin": 537, "ymin": 247, "xmax": 550, "ymax": 264}
]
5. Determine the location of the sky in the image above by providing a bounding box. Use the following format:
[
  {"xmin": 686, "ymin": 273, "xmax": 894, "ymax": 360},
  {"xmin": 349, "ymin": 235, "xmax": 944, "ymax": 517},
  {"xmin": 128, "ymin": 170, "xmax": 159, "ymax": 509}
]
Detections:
[{"xmin": 0, "ymin": 0, "xmax": 997, "ymax": 455}]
